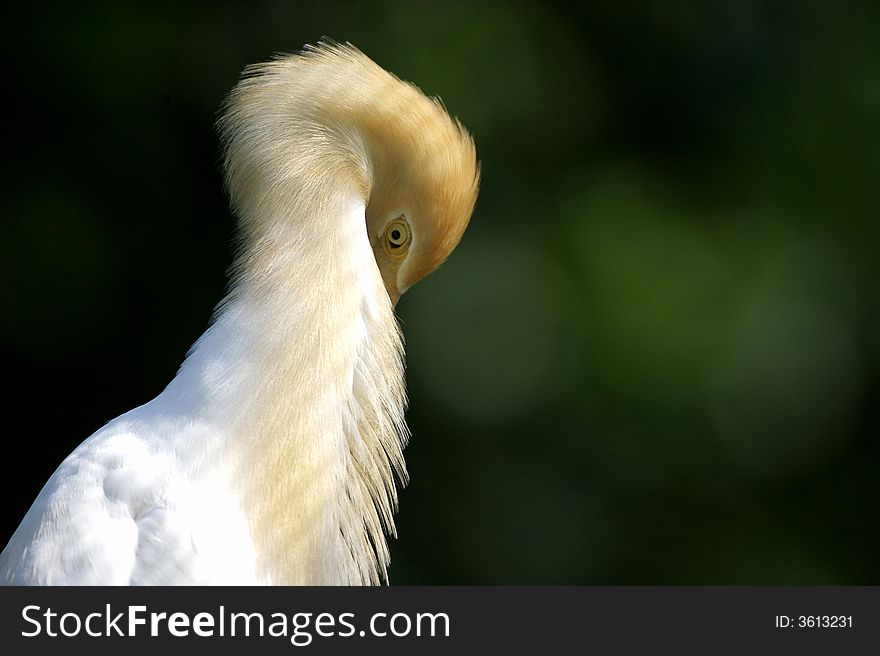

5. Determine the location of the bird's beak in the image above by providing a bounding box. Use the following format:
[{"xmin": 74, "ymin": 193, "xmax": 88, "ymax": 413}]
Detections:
[{"xmin": 376, "ymin": 263, "xmax": 401, "ymax": 308}]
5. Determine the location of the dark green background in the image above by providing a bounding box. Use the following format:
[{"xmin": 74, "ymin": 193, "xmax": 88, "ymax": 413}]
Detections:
[{"xmin": 2, "ymin": 1, "xmax": 878, "ymax": 584}]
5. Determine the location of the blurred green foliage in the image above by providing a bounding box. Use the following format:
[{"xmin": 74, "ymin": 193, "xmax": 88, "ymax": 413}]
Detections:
[{"xmin": 2, "ymin": 0, "xmax": 878, "ymax": 583}]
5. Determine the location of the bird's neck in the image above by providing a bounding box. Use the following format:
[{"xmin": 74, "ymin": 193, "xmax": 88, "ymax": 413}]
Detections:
[{"xmin": 162, "ymin": 193, "xmax": 407, "ymax": 584}]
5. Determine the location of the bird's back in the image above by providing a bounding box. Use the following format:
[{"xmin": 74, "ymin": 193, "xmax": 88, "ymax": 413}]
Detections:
[{"xmin": 0, "ymin": 403, "xmax": 259, "ymax": 585}]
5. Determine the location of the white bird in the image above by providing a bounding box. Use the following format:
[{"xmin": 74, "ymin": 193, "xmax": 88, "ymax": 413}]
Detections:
[{"xmin": 0, "ymin": 43, "xmax": 479, "ymax": 585}]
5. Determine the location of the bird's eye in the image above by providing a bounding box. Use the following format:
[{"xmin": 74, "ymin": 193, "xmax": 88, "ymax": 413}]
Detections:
[{"xmin": 384, "ymin": 219, "xmax": 410, "ymax": 250}]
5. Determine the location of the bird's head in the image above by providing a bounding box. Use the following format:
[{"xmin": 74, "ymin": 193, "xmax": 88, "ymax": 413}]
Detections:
[
  {"xmin": 358, "ymin": 85, "xmax": 480, "ymax": 305},
  {"xmin": 220, "ymin": 43, "xmax": 480, "ymax": 306}
]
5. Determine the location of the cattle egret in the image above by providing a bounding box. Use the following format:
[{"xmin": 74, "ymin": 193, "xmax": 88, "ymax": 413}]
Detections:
[{"xmin": 0, "ymin": 43, "xmax": 479, "ymax": 585}]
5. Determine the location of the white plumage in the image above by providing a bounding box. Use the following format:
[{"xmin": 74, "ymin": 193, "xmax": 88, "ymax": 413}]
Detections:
[{"xmin": 0, "ymin": 43, "xmax": 478, "ymax": 585}]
